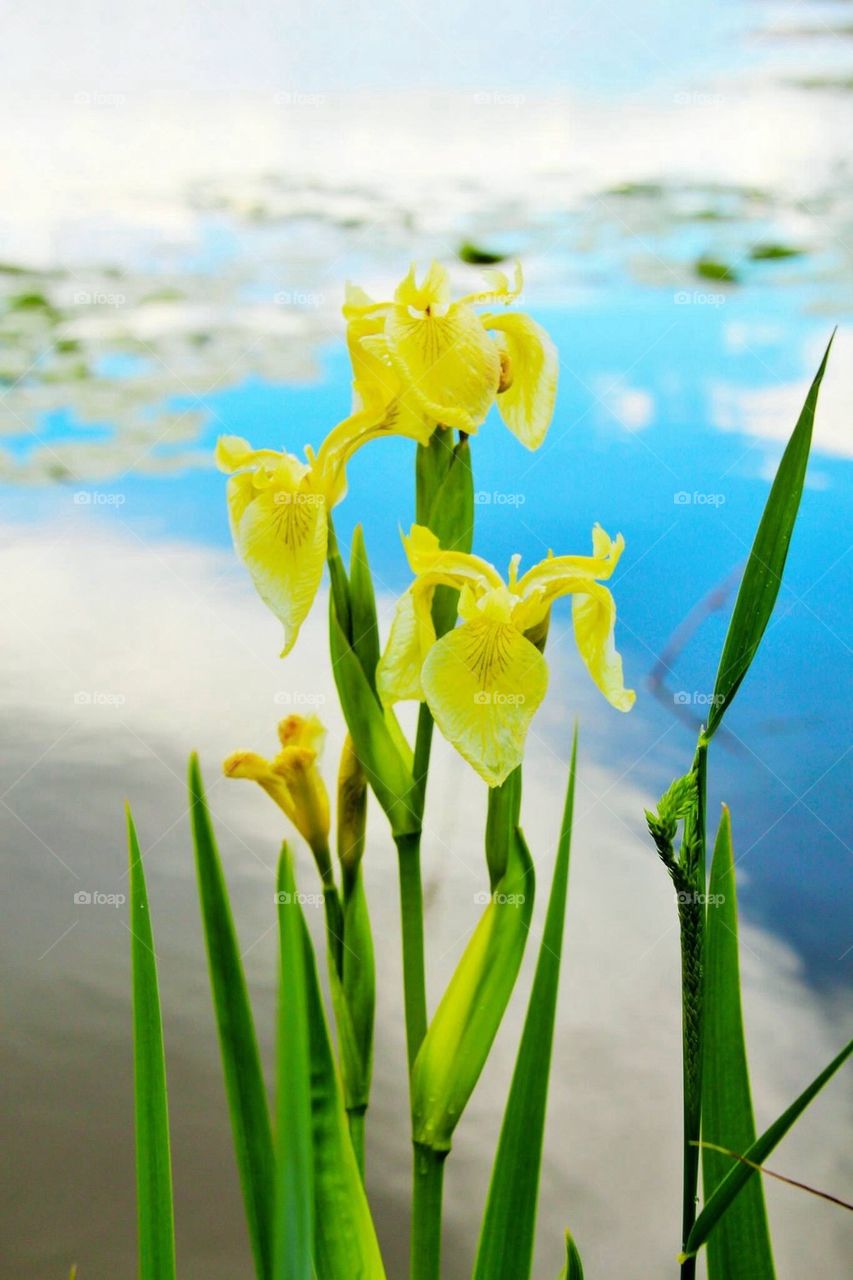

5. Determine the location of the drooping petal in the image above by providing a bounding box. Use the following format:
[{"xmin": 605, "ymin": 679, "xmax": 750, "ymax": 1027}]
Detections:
[
  {"xmin": 223, "ymin": 750, "xmax": 297, "ymax": 824},
  {"xmin": 386, "ymin": 297, "xmax": 501, "ymax": 433},
  {"xmin": 512, "ymin": 526, "xmax": 626, "ymax": 630},
  {"xmin": 485, "ymin": 311, "xmax": 558, "ymax": 450},
  {"xmin": 421, "ymin": 618, "xmax": 548, "ymax": 786},
  {"xmin": 376, "ymin": 588, "xmax": 430, "ymax": 704},
  {"xmin": 402, "ymin": 524, "xmax": 504, "ymax": 593},
  {"xmin": 572, "ymin": 582, "xmax": 636, "ymax": 712},
  {"xmin": 231, "ymin": 480, "xmax": 328, "ymax": 656}
]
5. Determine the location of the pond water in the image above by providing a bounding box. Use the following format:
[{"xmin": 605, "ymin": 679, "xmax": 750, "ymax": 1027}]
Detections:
[{"xmin": 1, "ymin": 1, "xmax": 852, "ymax": 1276}]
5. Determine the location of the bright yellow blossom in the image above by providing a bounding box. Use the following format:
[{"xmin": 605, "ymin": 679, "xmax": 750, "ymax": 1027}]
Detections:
[
  {"xmin": 377, "ymin": 525, "xmax": 635, "ymax": 786},
  {"xmin": 216, "ymin": 402, "xmax": 432, "ymax": 655},
  {"xmin": 223, "ymin": 715, "xmax": 333, "ymax": 880},
  {"xmin": 344, "ymin": 261, "xmax": 558, "ymax": 448}
]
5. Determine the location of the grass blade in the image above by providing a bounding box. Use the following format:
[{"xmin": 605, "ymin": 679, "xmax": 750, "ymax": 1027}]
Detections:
[
  {"xmin": 706, "ymin": 334, "xmax": 833, "ymax": 738},
  {"xmin": 472, "ymin": 728, "xmax": 578, "ymax": 1280},
  {"xmin": 127, "ymin": 807, "xmax": 176, "ymax": 1280},
  {"xmin": 557, "ymin": 1230, "xmax": 584, "ymax": 1280},
  {"xmin": 296, "ymin": 902, "xmax": 387, "ymax": 1277},
  {"xmin": 684, "ymin": 1036, "xmax": 853, "ymax": 1259},
  {"xmin": 702, "ymin": 806, "xmax": 774, "ymax": 1279},
  {"xmin": 188, "ymin": 753, "xmax": 275, "ymax": 1280},
  {"xmin": 274, "ymin": 846, "xmax": 313, "ymax": 1280}
]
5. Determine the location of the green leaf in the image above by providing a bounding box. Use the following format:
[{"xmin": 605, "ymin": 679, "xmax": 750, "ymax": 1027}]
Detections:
[
  {"xmin": 557, "ymin": 1230, "xmax": 584, "ymax": 1280},
  {"xmin": 349, "ymin": 525, "xmax": 381, "ymax": 694},
  {"xmin": 188, "ymin": 754, "xmax": 275, "ymax": 1280},
  {"xmin": 343, "ymin": 868, "xmax": 376, "ymax": 1102},
  {"xmin": 472, "ymin": 729, "xmax": 578, "ymax": 1280},
  {"xmin": 684, "ymin": 1036, "xmax": 853, "ymax": 1259},
  {"xmin": 484, "ymin": 766, "xmax": 522, "ymax": 888},
  {"xmin": 412, "ymin": 826, "xmax": 534, "ymax": 1153},
  {"xmin": 329, "ymin": 603, "xmax": 416, "ymax": 836},
  {"xmin": 296, "ymin": 899, "xmax": 386, "ymax": 1277},
  {"xmin": 707, "ymin": 335, "xmax": 834, "ymax": 738},
  {"xmin": 274, "ymin": 846, "xmax": 313, "ymax": 1280},
  {"xmin": 127, "ymin": 807, "xmax": 176, "ymax": 1280},
  {"xmin": 702, "ymin": 806, "xmax": 774, "ymax": 1280}
]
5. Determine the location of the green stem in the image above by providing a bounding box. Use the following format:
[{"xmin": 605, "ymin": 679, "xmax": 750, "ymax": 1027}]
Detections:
[
  {"xmin": 410, "ymin": 1143, "xmax": 446, "ymax": 1280},
  {"xmin": 680, "ymin": 740, "xmax": 708, "ymax": 1279},
  {"xmin": 348, "ymin": 1107, "xmax": 366, "ymax": 1178},
  {"xmin": 395, "ymin": 829, "xmax": 428, "ymax": 1075}
]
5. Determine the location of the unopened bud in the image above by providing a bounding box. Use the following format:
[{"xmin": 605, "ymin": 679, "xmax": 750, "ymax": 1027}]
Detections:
[{"xmin": 337, "ymin": 734, "xmax": 367, "ymax": 881}]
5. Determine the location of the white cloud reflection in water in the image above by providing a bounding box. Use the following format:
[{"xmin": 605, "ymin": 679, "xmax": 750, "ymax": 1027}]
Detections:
[{"xmin": 1, "ymin": 525, "xmax": 850, "ymax": 1278}]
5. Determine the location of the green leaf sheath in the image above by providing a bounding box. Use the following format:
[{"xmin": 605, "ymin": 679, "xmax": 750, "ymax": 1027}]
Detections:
[
  {"xmin": 707, "ymin": 334, "xmax": 833, "ymax": 738},
  {"xmin": 274, "ymin": 847, "xmax": 313, "ymax": 1280},
  {"xmin": 685, "ymin": 1037, "xmax": 853, "ymax": 1260},
  {"xmin": 188, "ymin": 755, "xmax": 275, "ymax": 1280},
  {"xmin": 702, "ymin": 808, "xmax": 774, "ymax": 1280},
  {"xmin": 127, "ymin": 808, "xmax": 177, "ymax": 1280},
  {"xmin": 411, "ymin": 826, "xmax": 535, "ymax": 1153},
  {"xmin": 473, "ymin": 729, "xmax": 578, "ymax": 1280},
  {"xmin": 349, "ymin": 525, "xmax": 382, "ymax": 695}
]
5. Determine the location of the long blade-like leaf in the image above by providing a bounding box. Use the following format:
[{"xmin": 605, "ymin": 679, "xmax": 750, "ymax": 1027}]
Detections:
[
  {"xmin": 275, "ymin": 846, "xmax": 313, "ymax": 1279},
  {"xmin": 684, "ymin": 1036, "xmax": 853, "ymax": 1259},
  {"xmin": 188, "ymin": 754, "xmax": 275, "ymax": 1280},
  {"xmin": 702, "ymin": 806, "xmax": 774, "ymax": 1279},
  {"xmin": 557, "ymin": 1230, "xmax": 584, "ymax": 1280},
  {"xmin": 127, "ymin": 807, "xmax": 176, "ymax": 1280},
  {"xmin": 707, "ymin": 335, "xmax": 833, "ymax": 738},
  {"xmin": 296, "ymin": 903, "xmax": 386, "ymax": 1277},
  {"xmin": 472, "ymin": 728, "xmax": 578, "ymax": 1280}
]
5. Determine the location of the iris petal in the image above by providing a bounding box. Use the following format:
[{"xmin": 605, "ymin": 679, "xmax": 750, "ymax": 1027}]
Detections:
[
  {"xmin": 421, "ymin": 618, "xmax": 548, "ymax": 786},
  {"xmin": 572, "ymin": 583, "xmax": 636, "ymax": 712},
  {"xmin": 485, "ymin": 312, "xmax": 558, "ymax": 450}
]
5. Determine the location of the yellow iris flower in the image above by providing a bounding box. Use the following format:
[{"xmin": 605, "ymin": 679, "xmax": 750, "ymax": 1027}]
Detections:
[
  {"xmin": 223, "ymin": 714, "xmax": 334, "ymax": 882},
  {"xmin": 216, "ymin": 400, "xmax": 432, "ymax": 655},
  {"xmin": 344, "ymin": 261, "xmax": 558, "ymax": 448},
  {"xmin": 377, "ymin": 525, "xmax": 636, "ymax": 786}
]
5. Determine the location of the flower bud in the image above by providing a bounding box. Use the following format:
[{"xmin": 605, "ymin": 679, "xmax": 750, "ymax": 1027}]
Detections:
[{"xmin": 337, "ymin": 734, "xmax": 367, "ymax": 883}]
